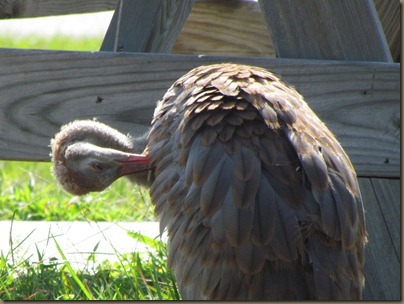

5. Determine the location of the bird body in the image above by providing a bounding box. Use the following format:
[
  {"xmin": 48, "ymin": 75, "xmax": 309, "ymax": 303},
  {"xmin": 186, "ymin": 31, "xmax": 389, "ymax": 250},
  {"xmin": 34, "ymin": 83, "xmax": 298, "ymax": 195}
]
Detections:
[{"xmin": 51, "ymin": 63, "xmax": 366, "ymax": 300}]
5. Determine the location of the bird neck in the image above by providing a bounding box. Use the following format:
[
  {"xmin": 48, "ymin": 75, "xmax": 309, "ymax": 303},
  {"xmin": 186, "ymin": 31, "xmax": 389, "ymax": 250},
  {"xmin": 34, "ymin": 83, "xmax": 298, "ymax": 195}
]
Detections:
[
  {"xmin": 52, "ymin": 120, "xmax": 149, "ymax": 167},
  {"xmin": 121, "ymin": 132, "xmax": 153, "ymax": 188},
  {"xmin": 131, "ymin": 132, "xmax": 148, "ymax": 154}
]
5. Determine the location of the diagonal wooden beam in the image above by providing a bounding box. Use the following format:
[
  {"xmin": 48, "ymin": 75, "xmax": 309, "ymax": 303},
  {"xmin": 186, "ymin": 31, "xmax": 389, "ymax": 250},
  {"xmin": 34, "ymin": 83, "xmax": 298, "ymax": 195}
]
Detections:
[
  {"xmin": 258, "ymin": 0, "xmax": 393, "ymax": 62},
  {"xmin": 100, "ymin": 0, "xmax": 195, "ymax": 52},
  {"xmin": 373, "ymin": 0, "xmax": 400, "ymax": 62}
]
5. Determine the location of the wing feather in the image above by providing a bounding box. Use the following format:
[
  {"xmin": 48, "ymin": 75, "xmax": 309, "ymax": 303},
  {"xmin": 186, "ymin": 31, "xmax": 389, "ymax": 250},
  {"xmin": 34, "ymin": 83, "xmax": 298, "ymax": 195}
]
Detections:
[
  {"xmin": 222, "ymin": 190, "xmax": 254, "ymax": 247},
  {"xmin": 210, "ymin": 208, "xmax": 225, "ymax": 243},
  {"xmin": 231, "ymin": 174, "xmax": 260, "ymax": 209},
  {"xmin": 167, "ymin": 218, "xmax": 188, "ymax": 268},
  {"xmin": 247, "ymin": 271, "xmax": 264, "ymax": 299},
  {"xmin": 186, "ymin": 224, "xmax": 210, "ymax": 256},
  {"xmin": 270, "ymin": 191, "xmax": 303, "ymax": 261},
  {"xmin": 199, "ymin": 126, "xmax": 218, "ymax": 146},
  {"xmin": 287, "ymin": 130, "xmax": 329, "ymax": 191},
  {"xmin": 215, "ymin": 260, "xmax": 237, "ymax": 299},
  {"xmin": 218, "ymin": 124, "xmax": 236, "ymax": 142},
  {"xmin": 184, "ymin": 137, "xmax": 222, "ymax": 186},
  {"xmin": 181, "ymin": 234, "xmax": 206, "ymax": 284},
  {"xmin": 308, "ymin": 234, "xmax": 352, "ymax": 299},
  {"xmin": 260, "ymin": 261, "xmax": 312, "ymax": 300},
  {"xmin": 262, "ymin": 169, "xmax": 306, "ymax": 208},
  {"xmin": 201, "ymin": 254, "xmax": 223, "ymax": 297},
  {"xmin": 200, "ymin": 155, "xmax": 232, "ymax": 216},
  {"xmin": 329, "ymin": 172, "xmax": 359, "ymax": 249},
  {"xmin": 235, "ymin": 243, "xmax": 267, "ymax": 274},
  {"xmin": 251, "ymin": 175, "xmax": 277, "ymax": 245},
  {"xmin": 232, "ymin": 146, "xmax": 258, "ymax": 181},
  {"xmin": 182, "ymin": 183, "xmax": 201, "ymax": 214},
  {"xmin": 312, "ymin": 188, "xmax": 342, "ymax": 241}
]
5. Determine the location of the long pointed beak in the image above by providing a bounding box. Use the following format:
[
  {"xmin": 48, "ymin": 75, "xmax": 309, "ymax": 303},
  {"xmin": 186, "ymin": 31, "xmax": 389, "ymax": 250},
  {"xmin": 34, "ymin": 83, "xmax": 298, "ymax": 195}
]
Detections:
[{"xmin": 116, "ymin": 154, "xmax": 151, "ymax": 177}]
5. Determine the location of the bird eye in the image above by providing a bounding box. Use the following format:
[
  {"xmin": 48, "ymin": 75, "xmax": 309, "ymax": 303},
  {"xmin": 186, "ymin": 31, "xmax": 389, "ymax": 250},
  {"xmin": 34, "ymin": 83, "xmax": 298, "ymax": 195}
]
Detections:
[{"xmin": 90, "ymin": 162, "xmax": 104, "ymax": 172}]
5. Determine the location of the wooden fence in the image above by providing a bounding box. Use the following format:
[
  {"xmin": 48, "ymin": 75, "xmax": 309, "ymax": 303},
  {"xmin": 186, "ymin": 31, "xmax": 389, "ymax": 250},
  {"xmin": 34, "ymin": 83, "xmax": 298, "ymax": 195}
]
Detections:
[{"xmin": 0, "ymin": 0, "xmax": 400, "ymax": 300}]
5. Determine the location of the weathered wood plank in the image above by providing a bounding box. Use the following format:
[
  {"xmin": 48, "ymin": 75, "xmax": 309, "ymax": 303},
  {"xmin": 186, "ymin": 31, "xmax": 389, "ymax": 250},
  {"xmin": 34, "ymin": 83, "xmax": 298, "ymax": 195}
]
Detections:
[
  {"xmin": 0, "ymin": 0, "xmax": 118, "ymax": 18},
  {"xmin": 172, "ymin": 0, "xmax": 275, "ymax": 58},
  {"xmin": 0, "ymin": 49, "xmax": 399, "ymax": 178},
  {"xmin": 100, "ymin": 0, "xmax": 195, "ymax": 53},
  {"xmin": 370, "ymin": 178, "xmax": 400, "ymax": 258},
  {"xmin": 258, "ymin": 0, "xmax": 393, "ymax": 62},
  {"xmin": 359, "ymin": 178, "xmax": 400, "ymax": 300},
  {"xmin": 373, "ymin": 0, "xmax": 401, "ymax": 62},
  {"xmin": 1, "ymin": 0, "xmax": 398, "ymax": 64}
]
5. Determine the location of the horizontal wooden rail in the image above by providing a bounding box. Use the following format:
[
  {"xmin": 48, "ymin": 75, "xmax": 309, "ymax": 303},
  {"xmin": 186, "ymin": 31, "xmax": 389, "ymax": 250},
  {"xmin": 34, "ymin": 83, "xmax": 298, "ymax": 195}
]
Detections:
[
  {"xmin": 0, "ymin": 0, "xmax": 118, "ymax": 18},
  {"xmin": 0, "ymin": 49, "xmax": 399, "ymax": 178}
]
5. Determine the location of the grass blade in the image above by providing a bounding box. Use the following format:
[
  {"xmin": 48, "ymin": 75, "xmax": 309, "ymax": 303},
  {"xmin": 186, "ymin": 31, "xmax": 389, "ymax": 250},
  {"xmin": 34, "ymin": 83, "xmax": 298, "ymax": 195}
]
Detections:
[
  {"xmin": 128, "ymin": 231, "xmax": 161, "ymax": 250},
  {"xmin": 51, "ymin": 235, "xmax": 93, "ymax": 300}
]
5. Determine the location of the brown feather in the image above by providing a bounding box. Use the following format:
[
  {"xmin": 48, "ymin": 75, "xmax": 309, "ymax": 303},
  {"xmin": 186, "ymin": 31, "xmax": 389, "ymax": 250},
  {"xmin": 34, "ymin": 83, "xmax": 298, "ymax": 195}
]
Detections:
[
  {"xmin": 182, "ymin": 183, "xmax": 201, "ymax": 214},
  {"xmin": 232, "ymin": 146, "xmax": 258, "ymax": 181},
  {"xmin": 210, "ymin": 208, "xmax": 226, "ymax": 243},
  {"xmin": 231, "ymin": 172, "xmax": 261, "ymax": 209},
  {"xmin": 330, "ymin": 172, "xmax": 359, "ymax": 249},
  {"xmin": 201, "ymin": 254, "xmax": 223, "ymax": 297},
  {"xmin": 218, "ymin": 124, "xmax": 236, "ymax": 142},
  {"xmin": 222, "ymin": 190, "xmax": 254, "ymax": 247},
  {"xmin": 251, "ymin": 175, "xmax": 277, "ymax": 245},
  {"xmin": 235, "ymin": 243, "xmax": 267, "ymax": 274},
  {"xmin": 144, "ymin": 63, "xmax": 366, "ymax": 300},
  {"xmin": 200, "ymin": 155, "xmax": 232, "ymax": 216}
]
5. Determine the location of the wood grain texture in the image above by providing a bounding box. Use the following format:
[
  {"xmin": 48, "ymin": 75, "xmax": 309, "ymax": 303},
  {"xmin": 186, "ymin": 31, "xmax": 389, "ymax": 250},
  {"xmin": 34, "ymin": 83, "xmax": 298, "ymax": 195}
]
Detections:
[
  {"xmin": 370, "ymin": 178, "xmax": 400, "ymax": 258},
  {"xmin": 358, "ymin": 178, "xmax": 400, "ymax": 300},
  {"xmin": 373, "ymin": 0, "xmax": 401, "ymax": 62},
  {"xmin": 171, "ymin": 0, "xmax": 275, "ymax": 57},
  {"xmin": 258, "ymin": 0, "xmax": 393, "ymax": 62},
  {"xmin": 100, "ymin": 0, "xmax": 195, "ymax": 53},
  {"xmin": 0, "ymin": 49, "xmax": 399, "ymax": 178},
  {"xmin": 0, "ymin": 0, "xmax": 118, "ymax": 18}
]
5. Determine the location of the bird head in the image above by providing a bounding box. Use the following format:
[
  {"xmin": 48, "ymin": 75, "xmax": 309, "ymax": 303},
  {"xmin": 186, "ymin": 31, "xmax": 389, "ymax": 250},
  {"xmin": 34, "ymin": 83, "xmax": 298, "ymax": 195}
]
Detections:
[{"xmin": 51, "ymin": 120, "xmax": 151, "ymax": 195}]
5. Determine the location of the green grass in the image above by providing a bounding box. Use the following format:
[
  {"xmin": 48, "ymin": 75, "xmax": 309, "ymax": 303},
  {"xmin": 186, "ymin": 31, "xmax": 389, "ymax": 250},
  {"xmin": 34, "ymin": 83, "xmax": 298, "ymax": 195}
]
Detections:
[
  {"xmin": 0, "ymin": 33, "xmax": 178, "ymax": 300},
  {"xmin": 0, "ymin": 232, "xmax": 179, "ymax": 300},
  {"xmin": 0, "ymin": 161, "xmax": 155, "ymax": 222},
  {"xmin": 0, "ymin": 34, "xmax": 103, "ymax": 51},
  {"xmin": 0, "ymin": 161, "xmax": 180, "ymax": 300}
]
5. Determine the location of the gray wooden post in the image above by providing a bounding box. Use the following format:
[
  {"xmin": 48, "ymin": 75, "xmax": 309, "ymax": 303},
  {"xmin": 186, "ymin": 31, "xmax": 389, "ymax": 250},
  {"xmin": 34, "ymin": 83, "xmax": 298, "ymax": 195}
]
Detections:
[{"xmin": 100, "ymin": 0, "xmax": 195, "ymax": 52}]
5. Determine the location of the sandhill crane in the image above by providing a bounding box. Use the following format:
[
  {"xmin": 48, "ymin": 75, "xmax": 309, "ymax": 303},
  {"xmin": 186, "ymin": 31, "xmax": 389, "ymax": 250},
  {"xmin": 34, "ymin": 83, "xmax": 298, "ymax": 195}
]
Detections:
[{"xmin": 51, "ymin": 63, "xmax": 367, "ymax": 300}]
